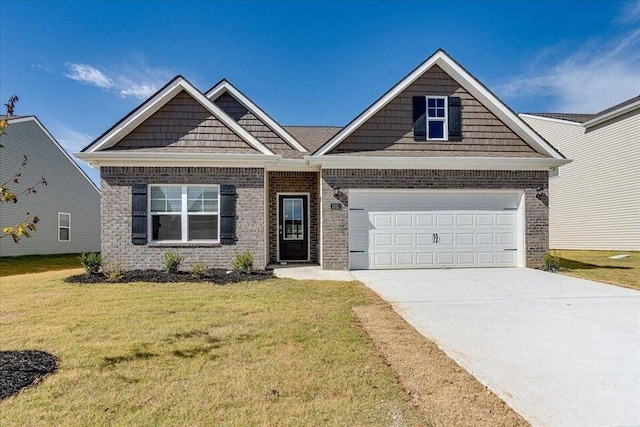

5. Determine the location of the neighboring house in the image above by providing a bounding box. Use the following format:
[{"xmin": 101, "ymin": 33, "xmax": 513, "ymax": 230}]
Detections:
[
  {"xmin": 0, "ymin": 116, "xmax": 100, "ymax": 256},
  {"xmin": 521, "ymin": 96, "xmax": 640, "ymax": 251},
  {"xmin": 76, "ymin": 49, "xmax": 568, "ymax": 271}
]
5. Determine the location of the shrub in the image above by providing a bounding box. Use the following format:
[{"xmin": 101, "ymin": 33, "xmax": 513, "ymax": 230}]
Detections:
[
  {"xmin": 104, "ymin": 261, "xmax": 124, "ymax": 282},
  {"xmin": 190, "ymin": 261, "xmax": 208, "ymax": 278},
  {"xmin": 543, "ymin": 252, "xmax": 560, "ymax": 272},
  {"xmin": 162, "ymin": 252, "xmax": 183, "ymax": 273},
  {"xmin": 79, "ymin": 252, "xmax": 102, "ymax": 275},
  {"xmin": 231, "ymin": 250, "xmax": 253, "ymax": 272}
]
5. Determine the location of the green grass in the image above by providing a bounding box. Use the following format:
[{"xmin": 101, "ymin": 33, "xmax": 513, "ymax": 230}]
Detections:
[
  {"xmin": 0, "ymin": 270, "xmax": 424, "ymax": 426},
  {"xmin": 0, "ymin": 253, "xmax": 83, "ymax": 277},
  {"xmin": 551, "ymin": 249, "xmax": 640, "ymax": 289}
]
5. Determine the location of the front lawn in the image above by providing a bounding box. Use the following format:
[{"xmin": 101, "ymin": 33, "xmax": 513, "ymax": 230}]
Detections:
[
  {"xmin": 0, "ymin": 254, "xmax": 83, "ymax": 277},
  {"xmin": 0, "ymin": 271, "xmax": 424, "ymax": 426},
  {"xmin": 551, "ymin": 250, "xmax": 639, "ymax": 289}
]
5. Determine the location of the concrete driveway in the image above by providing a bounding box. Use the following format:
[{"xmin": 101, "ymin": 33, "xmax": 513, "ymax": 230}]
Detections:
[{"xmin": 352, "ymin": 268, "xmax": 640, "ymax": 427}]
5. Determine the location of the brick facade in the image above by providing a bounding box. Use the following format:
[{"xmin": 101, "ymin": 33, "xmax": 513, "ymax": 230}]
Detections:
[
  {"xmin": 267, "ymin": 171, "xmax": 319, "ymax": 264},
  {"xmin": 101, "ymin": 166, "xmax": 266, "ymax": 270},
  {"xmin": 321, "ymin": 169, "xmax": 549, "ymax": 270}
]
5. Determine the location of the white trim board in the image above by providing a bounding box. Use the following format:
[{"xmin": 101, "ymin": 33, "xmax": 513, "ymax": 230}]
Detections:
[
  {"xmin": 583, "ymin": 98, "xmax": 640, "ymax": 128},
  {"xmin": 81, "ymin": 77, "xmax": 274, "ymax": 155},
  {"xmin": 313, "ymin": 49, "xmax": 565, "ymax": 160},
  {"xmin": 206, "ymin": 80, "xmax": 308, "ymax": 153},
  {"xmin": 518, "ymin": 114, "xmax": 585, "ymax": 127},
  {"xmin": 8, "ymin": 116, "xmax": 100, "ymax": 194}
]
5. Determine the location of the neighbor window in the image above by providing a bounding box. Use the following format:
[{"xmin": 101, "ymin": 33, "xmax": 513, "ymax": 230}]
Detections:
[
  {"xmin": 426, "ymin": 96, "xmax": 448, "ymax": 140},
  {"xmin": 58, "ymin": 212, "xmax": 71, "ymax": 242},
  {"xmin": 149, "ymin": 185, "xmax": 219, "ymax": 242}
]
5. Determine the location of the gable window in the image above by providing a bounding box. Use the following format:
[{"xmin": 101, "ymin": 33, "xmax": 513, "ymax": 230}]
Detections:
[
  {"xmin": 149, "ymin": 185, "xmax": 219, "ymax": 242},
  {"xmin": 426, "ymin": 96, "xmax": 448, "ymax": 140},
  {"xmin": 58, "ymin": 212, "xmax": 71, "ymax": 242}
]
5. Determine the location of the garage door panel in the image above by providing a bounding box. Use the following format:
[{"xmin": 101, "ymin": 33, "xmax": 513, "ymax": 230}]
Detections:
[
  {"xmin": 417, "ymin": 233, "xmax": 434, "ymax": 246},
  {"xmin": 457, "ymin": 252, "xmax": 475, "ymax": 264},
  {"xmin": 373, "ymin": 234, "xmax": 393, "ymax": 246},
  {"xmin": 437, "ymin": 214, "xmax": 454, "ymax": 226},
  {"xmin": 395, "ymin": 214, "xmax": 413, "ymax": 227},
  {"xmin": 457, "ymin": 214, "xmax": 474, "ymax": 226},
  {"xmin": 437, "ymin": 252, "xmax": 455, "ymax": 265},
  {"xmin": 395, "ymin": 253, "xmax": 414, "ymax": 265},
  {"xmin": 349, "ymin": 193, "xmax": 520, "ymax": 270},
  {"xmin": 416, "ymin": 252, "xmax": 435, "ymax": 265},
  {"xmin": 457, "ymin": 233, "xmax": 474, "ymax": 245},
  {"xmin": 416, "ymin": 214, "xmax": 434, "ymax": 227},
  {"xmin": 395, "ymin": 234, "xmax": 413, "ymax": 246}
]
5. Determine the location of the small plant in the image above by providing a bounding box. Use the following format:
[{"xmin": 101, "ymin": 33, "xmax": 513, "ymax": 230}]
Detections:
[
  {"xmin": 104, "ymin": 261, "xmax": 124, "ymax": 282},
  {"xmin": 79, "ymin": 252, "xmax": 102, "ymax": 275},
  {"xmin": 543, "ymin": 252, "xmax": 561, "ymax": 272},
  {"xmin": 162, "ymin": 252, "xmax": 183, "ymax": 273},
  {"xmin": 190, "ymin": 261, "xmax": 208, "ymax": 278},
  {"xmin": 232, "ymin": 250, "xmax": 253, "ymax": 272}
]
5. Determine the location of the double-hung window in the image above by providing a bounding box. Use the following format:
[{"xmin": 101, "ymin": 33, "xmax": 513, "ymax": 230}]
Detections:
[
  {"xmin": 426, "ymin": 96, "xmax": 448, "ymax": 140},
  {"xmin": 149, "ymin": 185, "xmax": 219, "ymax": 242},
  {"xmin": 58, "ymin": 212, "xmax": 71, "ymax": 242}
]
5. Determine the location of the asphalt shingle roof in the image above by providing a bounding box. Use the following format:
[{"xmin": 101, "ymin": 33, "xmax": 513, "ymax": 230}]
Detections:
[{"xmin": 283, "ymin": 126, "xmax": 342, "ymax": 154}]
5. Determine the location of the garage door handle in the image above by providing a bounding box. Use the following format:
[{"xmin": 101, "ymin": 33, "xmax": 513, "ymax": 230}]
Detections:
[
  {"xmin": 349, "ymin": 250, "xmax": 365, "ymax": 253},
  {"xmin": 503, "ymin": 248, "xmax": 517, "ymax": 251}
]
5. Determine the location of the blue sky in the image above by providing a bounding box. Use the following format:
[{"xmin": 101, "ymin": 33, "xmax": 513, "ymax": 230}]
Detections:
[{"xmin": 2, "ymin": 0, "xmax": 639, "ymax": 186}]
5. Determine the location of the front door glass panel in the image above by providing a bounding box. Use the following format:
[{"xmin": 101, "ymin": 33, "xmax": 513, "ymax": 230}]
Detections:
[{"xmin": 283, "ymin": 198, "xmax": 304, "ymax": 240}]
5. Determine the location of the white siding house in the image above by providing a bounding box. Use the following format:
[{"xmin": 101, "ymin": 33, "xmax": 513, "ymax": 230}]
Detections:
[
  {"xmin": 521, "ymin": 96, "xmax": 640, "ymax": 251},
  {"xmin": 0, "ymin": 116, "xmax": 101, "ymax": 256}
]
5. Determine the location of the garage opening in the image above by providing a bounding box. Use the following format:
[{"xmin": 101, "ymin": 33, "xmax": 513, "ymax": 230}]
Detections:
[{"xmin": 349, "ymin": 191, "xmax": 523, "ymax": 270}]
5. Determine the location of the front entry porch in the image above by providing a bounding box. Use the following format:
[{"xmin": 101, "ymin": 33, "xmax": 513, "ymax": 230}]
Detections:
[{"xmin": 267, "ymin": 171, "xmax": 319, "ymax": 265}]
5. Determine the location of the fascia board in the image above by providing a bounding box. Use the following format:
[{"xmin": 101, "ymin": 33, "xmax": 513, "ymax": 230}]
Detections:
[
  {"xmin": 8, "ymin": 116, "xmax": 100, "ymax": 193},
  {"xmin": 84, "ymin": 79, "xmax": 275, "ymax": 156},
  {"xmin": 74, "ymin": 152, "xmax": 282, "ymax": 167},
  {"xmin": 582, "ymin": 100, "xmax": 640, "ymax": 128},
  {"xmin": 305, "ymin": 155, "xmax": 571, "ymax": 171},
  {"xmin": 518, "ymin": 114, "xmax": 585, "ymax": 127},
  {"xmin": 206, "ymin": 82, "xmax": 308, "ymax": 153},
  {"xmin": 314, "ymin": 51, "xmax": 565, "ymax": 160}
]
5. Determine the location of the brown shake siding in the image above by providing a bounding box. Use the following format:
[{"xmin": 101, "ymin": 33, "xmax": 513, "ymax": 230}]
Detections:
[
  {"xmin": 101, "ymin": 166, "xmax": 266, "ymax": 270},
  {"xmin": 331, "ymin": 65, "xmax": 538, "ymax": 156},
  {"xmin": 214, "ymin": 92, "xmax": 302, "ymax": 158},
  {"xmin": 321, "ymin": 169, "xmax": 549, "ymax": 270},
  {"xmin": 267, "ymin": 171, "xmax": 319, "ymax": 264},
  {"xmin": 108, "ymin": 91, "xmax": 258, "ymax": 153}
]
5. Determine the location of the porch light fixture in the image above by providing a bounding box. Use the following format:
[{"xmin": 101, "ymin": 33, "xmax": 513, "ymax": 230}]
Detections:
[
  {"xmin": 332, "ymin": 185, "xmax": 341, "ymax": 198},
  {"xmin": 536, "ymin": 186, "xmax": 545, "ymax": 199}
]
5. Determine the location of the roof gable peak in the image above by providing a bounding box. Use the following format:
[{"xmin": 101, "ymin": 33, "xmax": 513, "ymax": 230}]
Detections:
[{"xmin": 206, "ymin": 80, "xmax": 307, "ymax": 153}]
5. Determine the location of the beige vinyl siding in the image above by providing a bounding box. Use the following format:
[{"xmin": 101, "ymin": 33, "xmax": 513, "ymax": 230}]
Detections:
[
  {"xmin": 0, "ymin": 119, "xmax": 101, "ymax": 256},
  {"xmin": 522, "ymin": 114, "xmax": 640, "ymax": 251}
]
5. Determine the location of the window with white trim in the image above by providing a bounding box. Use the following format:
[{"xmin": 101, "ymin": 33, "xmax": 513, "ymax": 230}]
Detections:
[
  {"xmin": 149, "ymin": 185, "xmax": 219, "ymax": 242},
  {"xmin": 58, "ymin": 212, "xmax": 71, "ymax": 242},
  {"xmin": 426, "ymin": 96, "xmax": 448, "ymax": 140}
]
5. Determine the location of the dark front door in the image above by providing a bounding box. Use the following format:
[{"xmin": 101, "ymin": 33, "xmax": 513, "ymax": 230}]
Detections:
[{"xmin": 279, "ymin": 195, "xmax": 308, "ymax": 261}]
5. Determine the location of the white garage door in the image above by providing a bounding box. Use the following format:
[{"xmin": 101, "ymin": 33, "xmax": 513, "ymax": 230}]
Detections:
[{"xmin": 349, "ymin": 192, "xmax": 522, "ymax": 270}]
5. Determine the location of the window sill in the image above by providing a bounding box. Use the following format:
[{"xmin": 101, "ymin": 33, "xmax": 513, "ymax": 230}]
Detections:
[{"xmin": 147, "ymin": 242, "xmax": 222, "ymax": 248}]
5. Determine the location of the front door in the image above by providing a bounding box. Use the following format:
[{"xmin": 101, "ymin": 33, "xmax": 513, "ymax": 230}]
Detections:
[{"xmin": 278, "ymin": 195, "xmax": 309, "ymax": 261}]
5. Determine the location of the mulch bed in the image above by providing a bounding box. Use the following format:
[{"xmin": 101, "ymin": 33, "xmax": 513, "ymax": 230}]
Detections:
[
  {"xmin": 64, "ymin": 269, "xmax": 274, "ymax": 284},
  {"xmin": 0, "ymin": 351, "xmax": 58, "ymax": 400}
]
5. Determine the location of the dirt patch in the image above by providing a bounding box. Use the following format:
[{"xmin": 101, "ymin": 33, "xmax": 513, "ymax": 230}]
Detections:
[
  {"xmin": 63, "ymin": 269, "xmax": 273, "ymax": 284},
  {"xmin": 353, "ymin": 304, "xmax": 530, "ymax": 427},
  {"xmin": 0, "ymin": 351, "xmax": 58, "ymax": 400}
]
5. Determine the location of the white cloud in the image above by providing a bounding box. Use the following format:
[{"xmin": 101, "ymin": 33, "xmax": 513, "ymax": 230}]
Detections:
[
  {"xmin": 496, "ymin": 28, "xmax": 640, "ymax": 113},
  {"xmin": 64, "ymin": 61, "xmax": 172, "ymax": 100},
  {"xmin": 620, "ymin": 0, "xmax": 640, "ymax": 23},
  {"xmin": 65, "ymin": 63, "xmax": 114, "ymax": 89},
  {"xmin": 49, "ymin": 120, "xmax": 93, "ymax": 153}
]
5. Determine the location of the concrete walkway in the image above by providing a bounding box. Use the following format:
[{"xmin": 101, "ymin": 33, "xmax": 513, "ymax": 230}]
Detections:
[
  {"xmin": 271, "ymin": 265, "xmax": 355, "ymax": 281},
  {"xmin": 352, "ymin": 268, "xmax": 640, "ymax": 427}
]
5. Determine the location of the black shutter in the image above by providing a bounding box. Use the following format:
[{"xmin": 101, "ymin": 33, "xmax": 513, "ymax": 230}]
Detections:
[
  {"xmin": 219, "ymin": 184, "xmax": 236, "ymax": 244},
  {"xmin": 131, "ymin": 184, "xmax": 148, "ymax": 245},
  {"xmin": 448, "ymin": 96, "xmax": 462, "ymax": 141},
  {"xmin": 412, "ymin": 96, "xmax": 426, "ymax": 141}
]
